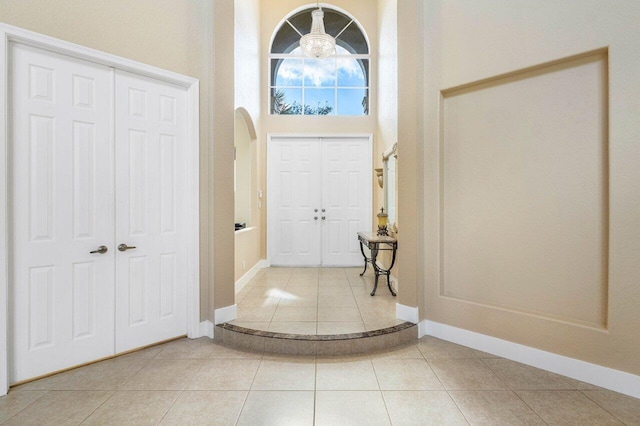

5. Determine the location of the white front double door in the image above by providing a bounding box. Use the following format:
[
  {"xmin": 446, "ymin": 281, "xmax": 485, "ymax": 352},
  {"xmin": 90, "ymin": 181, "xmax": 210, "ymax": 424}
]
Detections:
[
  {"xmin": 9, "ymin": 43, "xmax": 189, "ymax": 383},
  {"xmin": 268, "ymin": 137, "xmax": 372, "ymax": 266}
]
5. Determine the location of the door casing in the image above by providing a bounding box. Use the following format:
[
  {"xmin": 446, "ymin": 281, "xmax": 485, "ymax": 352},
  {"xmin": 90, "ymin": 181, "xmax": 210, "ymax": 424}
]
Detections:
[{"xmin": 0, "ymin": 23, "xmax": 201, "ymax": 395}]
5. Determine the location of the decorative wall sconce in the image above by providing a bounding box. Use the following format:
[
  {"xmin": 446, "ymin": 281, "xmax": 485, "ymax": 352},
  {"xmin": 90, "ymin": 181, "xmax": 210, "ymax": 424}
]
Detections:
[{"xmin": 375, "ymin": 168, "xmax": 384, "ymax": 188}]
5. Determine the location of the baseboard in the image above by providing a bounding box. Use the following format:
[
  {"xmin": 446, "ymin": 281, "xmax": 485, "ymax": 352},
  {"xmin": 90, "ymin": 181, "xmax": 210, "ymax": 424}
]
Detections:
[
  {"xmin": 396, "ymin": 303, "xmax": 419, "ymax": 324},
  {"xmin": 214, "ymin": 304, "xmax": 237, "ymax": 325},
  {"xmin": 198, "ymin": 320, "xmax": 214, "ymax": 338},
  {"xmin": 421, "ymin": 319, "xmax": 640, "ymax": 399},
  {"xmin": 235, "ymin": 259, "xmax": 269, "ymax": 294}
]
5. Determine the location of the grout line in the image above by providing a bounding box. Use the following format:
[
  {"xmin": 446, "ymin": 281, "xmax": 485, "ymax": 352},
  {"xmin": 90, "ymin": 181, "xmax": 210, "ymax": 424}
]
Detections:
[{"xmin": 512, "ymin": 390, "xmax": 551, "ymax": 425}]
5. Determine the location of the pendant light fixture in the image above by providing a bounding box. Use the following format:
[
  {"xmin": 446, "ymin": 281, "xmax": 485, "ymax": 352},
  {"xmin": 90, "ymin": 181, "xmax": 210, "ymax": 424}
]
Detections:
[{"xmin": 299, "ymin": 2, "xmax": 336, "ymax": 59}]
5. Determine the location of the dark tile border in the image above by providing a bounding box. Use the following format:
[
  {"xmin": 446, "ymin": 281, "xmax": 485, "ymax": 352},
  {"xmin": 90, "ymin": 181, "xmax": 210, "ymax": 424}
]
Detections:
[{"xmin": 216, "ymin": 322, "xmax": 415, "ymax": 341}]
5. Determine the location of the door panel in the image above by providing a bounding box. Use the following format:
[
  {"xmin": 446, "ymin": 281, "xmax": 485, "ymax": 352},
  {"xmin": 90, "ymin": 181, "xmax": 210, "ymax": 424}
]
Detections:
[
  {"xmin": 268, "ymin": 139, "xmax": 322, "ymax": 266},
  {"xmin": 321, "ymin": 138, "xmax": 372, "ymax": 266},
  {"xmin": 114, "ymin": 70, "xmax": 188, "ymax": 352},
  {"xmin": 9, "ymin": 43, "xmax": 115, "ymax": 382}
]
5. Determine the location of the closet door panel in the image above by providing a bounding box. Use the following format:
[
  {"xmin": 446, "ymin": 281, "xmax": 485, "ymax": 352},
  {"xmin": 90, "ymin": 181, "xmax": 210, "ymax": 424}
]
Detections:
[
  {"xmin": 114, "ymin": 70, "xmax": 188, "ymax": 353},
  {"xmin": 9, "ymin": 43, "xmax": 115, "ymax": 383}
]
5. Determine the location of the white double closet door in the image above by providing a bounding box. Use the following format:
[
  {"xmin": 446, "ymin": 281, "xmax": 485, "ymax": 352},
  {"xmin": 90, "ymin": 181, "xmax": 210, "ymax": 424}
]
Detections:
[
  {"xmin": 268, "ymin": 136, "xmax": 372, "ymax": 266},
  {"xmin": 9, "ymin": 43, "xmax": 188, "ymax": 383}
]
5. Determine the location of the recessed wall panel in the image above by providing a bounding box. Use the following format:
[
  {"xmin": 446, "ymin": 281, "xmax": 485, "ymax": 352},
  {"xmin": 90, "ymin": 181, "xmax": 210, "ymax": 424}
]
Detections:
[{"xmin": 441, "ymin": 51, "xmax": 608, "ymax": 327}]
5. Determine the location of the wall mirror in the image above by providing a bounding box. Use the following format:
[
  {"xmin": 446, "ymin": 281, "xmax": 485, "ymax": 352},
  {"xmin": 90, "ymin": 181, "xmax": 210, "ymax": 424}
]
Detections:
[{"xmin": 383, "ymin": 143, "xmax": 397, "ymax": 231}]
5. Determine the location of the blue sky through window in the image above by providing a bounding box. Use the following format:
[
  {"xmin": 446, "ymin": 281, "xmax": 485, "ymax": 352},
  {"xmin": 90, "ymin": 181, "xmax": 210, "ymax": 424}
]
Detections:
[{"xmin": 271, "ymin": 46, "xmax": 369, "ymax": 115}]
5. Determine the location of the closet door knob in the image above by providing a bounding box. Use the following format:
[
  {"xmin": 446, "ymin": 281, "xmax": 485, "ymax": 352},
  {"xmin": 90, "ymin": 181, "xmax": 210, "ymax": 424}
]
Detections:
[
  {"xmin": 322, "ymin": 216, "xmax": 326, "ymax": 220},
  {"xmin": 314, "ymin": 216, "xmax": 318, "ymax": 220},
  {"xmin": 89, "ymin": 245, "xmax": 108, "ymax": 254},
  {"xmin": 314, "ymin": 209, "xmax": 318, "ymax": 212},
  {"xmin": 118, "ymin": 244, "xmax": 137, "ymax": 252}
]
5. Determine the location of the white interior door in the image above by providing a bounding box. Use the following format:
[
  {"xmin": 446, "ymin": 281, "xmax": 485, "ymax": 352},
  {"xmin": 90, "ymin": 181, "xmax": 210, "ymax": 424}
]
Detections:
[
  {"xmin": 9, "ymin": 43, "xmax": 115, "ymax": 382},
  {"xmin": 268, "ymin": 136, "xmax": 372, "ymax": 267},
  {"xmin": 114, "ymin": 70, "xmax": 189, "ymax": 352},
  {"xmin": 321, "ymin": 137, "xmax": 372, "ymax": 266},
  {"xmin": 268, "ymin": 138, "xmax": 322, "ymax": 266}
]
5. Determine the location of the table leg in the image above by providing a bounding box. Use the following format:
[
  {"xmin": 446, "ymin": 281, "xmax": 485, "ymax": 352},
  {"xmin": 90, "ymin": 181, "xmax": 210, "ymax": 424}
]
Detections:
[
  {"xmin": 358, "ymin": 240, "xmax": 368, "ymax": 276},
  {"xmin": 370, "ymin": 246, "xmax": 380, "ymax": 296}
]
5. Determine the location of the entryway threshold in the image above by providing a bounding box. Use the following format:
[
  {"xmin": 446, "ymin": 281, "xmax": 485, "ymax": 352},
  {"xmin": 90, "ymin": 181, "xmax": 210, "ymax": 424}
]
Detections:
[{"xmin": 214, "ymin": 322, "xmax": 417, "ymax": 356}]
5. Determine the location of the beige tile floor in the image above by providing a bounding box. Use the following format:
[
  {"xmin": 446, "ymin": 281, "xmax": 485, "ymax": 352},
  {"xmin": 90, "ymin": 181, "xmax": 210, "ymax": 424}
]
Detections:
[
  {"xmin": 2, "ymin": 336, "xmax": 639, "ymax": 425},
  {"xmin": 232, "ymin": 267, "xmax": 402, "ymax": 335}
]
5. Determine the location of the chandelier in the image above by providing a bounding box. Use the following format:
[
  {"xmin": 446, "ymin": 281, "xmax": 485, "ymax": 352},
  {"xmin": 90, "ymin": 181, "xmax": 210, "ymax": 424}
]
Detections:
[{"xmin": 299, "ymin": 5, "xmax": 336, "ymax": 59}]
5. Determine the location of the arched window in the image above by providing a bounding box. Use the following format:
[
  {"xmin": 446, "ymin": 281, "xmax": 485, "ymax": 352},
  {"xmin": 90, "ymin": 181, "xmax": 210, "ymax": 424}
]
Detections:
[{"xmin": 270, "ymin": 6, "xmax": 370, "ymax": 116}]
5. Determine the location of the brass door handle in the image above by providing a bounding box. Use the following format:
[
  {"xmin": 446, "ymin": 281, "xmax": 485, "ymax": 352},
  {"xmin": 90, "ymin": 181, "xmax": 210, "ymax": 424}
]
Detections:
[
  {"xmin": 118, "ymin": 244, "xmax": 136, "ymax": 252},
  {"xmin": 90, "ymin": 245, "xmax": 108, "ymax": 254}
]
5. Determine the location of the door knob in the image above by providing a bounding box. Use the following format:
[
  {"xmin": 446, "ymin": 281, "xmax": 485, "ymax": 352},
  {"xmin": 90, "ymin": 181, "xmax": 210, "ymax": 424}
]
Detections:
[
  {"xmin": 322, "ymin": 209, "xmax": 325, "ymax": 212},
  {"xmin": 118, "ymin": 243, "xmax": 137, "ymax": 252},
  {"xmin": 314, "ymin": 209, "xmax": 318, "ymax": 212},
  {"xmin": 322, "ymin": 216, "xmax": 326, "ymax": 220},
  {"xmin": 89, "ymin": 245, "xmax": 108, "ymax": 254},
  {"xmin": 314, "ymin": 216, "xmax": 318, "ymax": 220}
]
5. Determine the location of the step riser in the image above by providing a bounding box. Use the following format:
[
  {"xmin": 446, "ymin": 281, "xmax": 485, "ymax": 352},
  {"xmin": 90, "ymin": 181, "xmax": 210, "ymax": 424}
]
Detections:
[{"xmin": 214, "ymin": 323, "xmax": 418, "ymax": 356}]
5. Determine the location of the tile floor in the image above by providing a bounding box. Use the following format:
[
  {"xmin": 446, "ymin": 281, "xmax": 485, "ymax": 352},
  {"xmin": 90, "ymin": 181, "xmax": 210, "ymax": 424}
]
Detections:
[
  {"xmin": 2, "ymin": 336, "xmax": 639, "ymax": 425},
  {"xmin": 232, "ymin": 267, "xmax": 402, "ymax": 335}
]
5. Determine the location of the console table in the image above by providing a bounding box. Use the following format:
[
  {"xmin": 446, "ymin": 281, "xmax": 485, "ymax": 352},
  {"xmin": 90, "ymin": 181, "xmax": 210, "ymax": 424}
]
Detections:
[{"xmin": 357, "ymin": 232, "xmax": 398, "ymax": 296}]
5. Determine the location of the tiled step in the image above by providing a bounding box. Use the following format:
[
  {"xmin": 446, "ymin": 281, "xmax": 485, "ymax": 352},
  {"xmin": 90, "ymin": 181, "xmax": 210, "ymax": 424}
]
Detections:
[{"xmin": 214, "ymin": 322, "xmax": 418, "ymax": 356}]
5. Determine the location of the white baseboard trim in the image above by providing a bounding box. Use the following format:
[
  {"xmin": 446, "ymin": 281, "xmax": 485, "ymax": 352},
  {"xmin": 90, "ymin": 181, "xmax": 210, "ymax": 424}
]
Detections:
[
  {"xmin": 396, "ymin": 303, "xmax": 419, "ymax": 324},
  {"xmin": 199, "ymin": 320, "xmax": 214, "ymax": 338},
  {"xmin": 235, "ymin": 259, "xmax": 269, "ymax": 294},
  {"xmin": 421, "ymin": 319, "xmax": 640, "ymax": 399},
  {"xmin": 214, "ymin": 304, "xmax": 237, "ymax": 325}
]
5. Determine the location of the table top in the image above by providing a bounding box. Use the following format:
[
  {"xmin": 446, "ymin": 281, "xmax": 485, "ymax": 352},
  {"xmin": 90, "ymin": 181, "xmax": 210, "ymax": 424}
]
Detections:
[{"xmin": 357, "ymin": 231, "xmax": 397, "ymax": 244}]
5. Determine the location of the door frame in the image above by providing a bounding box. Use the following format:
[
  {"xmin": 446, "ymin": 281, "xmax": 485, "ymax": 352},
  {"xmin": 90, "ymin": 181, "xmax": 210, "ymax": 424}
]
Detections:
[
  {"xmin": 266, "ymin": 133, "xmax": 374, "ymax": 265},
  {"xmin": 0, "ymin": 23, "xmax": 201, "ymax": 395}
]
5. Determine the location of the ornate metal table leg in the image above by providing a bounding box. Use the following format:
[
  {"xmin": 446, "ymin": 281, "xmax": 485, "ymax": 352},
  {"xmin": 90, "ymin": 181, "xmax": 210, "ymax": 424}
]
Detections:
[
  {"xmin": 359, "ymin": 240, "xmax": 368, "ymax": 276},
  {"xmin": 370, "ymin": 246, "xmax": 380, "ymax": 296}
]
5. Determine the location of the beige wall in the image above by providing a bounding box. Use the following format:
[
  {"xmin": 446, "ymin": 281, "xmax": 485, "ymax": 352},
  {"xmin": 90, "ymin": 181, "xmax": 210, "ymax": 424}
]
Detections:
[
  {"xmin": 0, "ymin": 0, "xmax": 234, "ymax": 321},
  {"xmin": 233, "ymin": 0, "xmax": 264, "ymax": 287},
  {"xmin": 234, "ymin": 116, "xmax": 253, "ymax": 225},
  {"xmin": 396, "ymin": 0, "xmax": 422, "ymax": 308},
  {"xmin": 234, "ymin": 228, "xmax": 261, "ymax": 283},
  {"xmin": 421, "ymin": 0, "xmax": 640, "ymax": 375},
  {"xmin": 374, "ymin": 0, "xmax": 398, "ymax": 273}
]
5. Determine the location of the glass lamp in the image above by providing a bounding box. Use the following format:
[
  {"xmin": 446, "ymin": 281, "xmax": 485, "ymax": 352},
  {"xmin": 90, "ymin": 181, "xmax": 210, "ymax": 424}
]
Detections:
[{"xmin": 377, "ymin": 207, "xmax": 389, "ymax": 236}]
